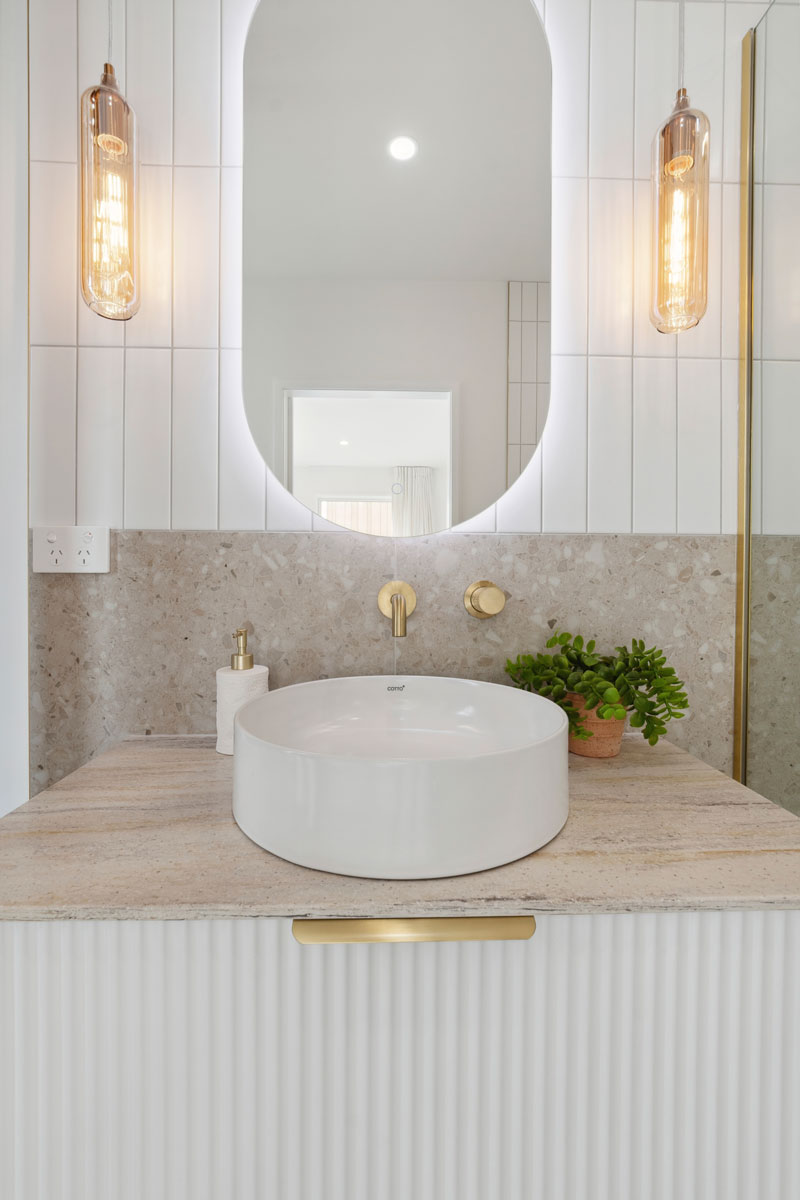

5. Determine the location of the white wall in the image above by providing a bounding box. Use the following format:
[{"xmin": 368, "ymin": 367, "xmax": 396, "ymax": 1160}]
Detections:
[
  {"xmin": 0, "ymin": 0, "xmax": 30, "ymax": 815},
  {"xmin": 28, "ymin": 0, "xmax": 767, "ymax": 536}
]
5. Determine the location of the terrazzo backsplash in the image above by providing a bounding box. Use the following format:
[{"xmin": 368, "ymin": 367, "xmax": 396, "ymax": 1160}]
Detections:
[{"xmin": 29, "ymin": 532, "xmax": 737, "ymax": 795}]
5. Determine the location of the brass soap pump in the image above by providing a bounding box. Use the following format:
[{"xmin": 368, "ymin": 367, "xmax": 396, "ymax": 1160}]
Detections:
[
  {"xmin": 231, "ymin": 628, "xmax": 254, "ymax": 670},
  {"xmin": 216, "ymin": 627, "xmax": 269, "ymax": 755}
]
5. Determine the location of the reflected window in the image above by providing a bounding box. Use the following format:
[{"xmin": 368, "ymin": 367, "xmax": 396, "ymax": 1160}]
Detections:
[{"xmin": 319, "ymin": 498, "xmax": 394, "ymax": 536}]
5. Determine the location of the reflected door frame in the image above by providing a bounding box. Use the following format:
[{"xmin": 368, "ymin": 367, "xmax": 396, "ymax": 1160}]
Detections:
[{"xmin": 274, "ymin": 383, "xmax": 460, "ymax": 531}]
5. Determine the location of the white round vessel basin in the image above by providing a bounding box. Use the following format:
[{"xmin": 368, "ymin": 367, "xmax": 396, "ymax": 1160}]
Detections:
[{"xmin": 232, "ymin": 675, "xmax": 569, "ymax": 879}]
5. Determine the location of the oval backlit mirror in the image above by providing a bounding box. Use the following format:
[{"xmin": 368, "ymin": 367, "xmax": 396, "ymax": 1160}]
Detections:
[{"xmin": 243, "ymin": 0, "xmax": 551, "ymax": 536}]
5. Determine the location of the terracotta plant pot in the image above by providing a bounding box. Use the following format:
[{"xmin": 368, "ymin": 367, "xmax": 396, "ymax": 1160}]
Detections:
[{"xmin": 565, "ymin": 692, "xmax": 626, "ymax": 758}]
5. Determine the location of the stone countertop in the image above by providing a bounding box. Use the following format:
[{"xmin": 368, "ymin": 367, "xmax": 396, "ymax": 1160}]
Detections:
[{"xmin": 1, "ymin": 735, "xmax": 799, "ymax": 920}]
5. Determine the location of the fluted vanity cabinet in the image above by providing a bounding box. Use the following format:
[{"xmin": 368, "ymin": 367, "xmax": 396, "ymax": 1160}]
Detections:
[{"xmin": 2, "ymin": 737, "xmax": 799, "ymax": 1200}]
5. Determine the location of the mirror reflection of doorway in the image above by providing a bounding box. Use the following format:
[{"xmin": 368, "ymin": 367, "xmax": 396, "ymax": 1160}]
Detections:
[
  {"xmin": 243, "ymin": 0, "xmax": 552, "ymax": 535},
  {"xmin": 287, "ymin": 389, "xmax": 452, "ymax": 535}
]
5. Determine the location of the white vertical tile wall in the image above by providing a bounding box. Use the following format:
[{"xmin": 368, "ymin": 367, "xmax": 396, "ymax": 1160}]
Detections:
[
  {"xmin": 171, "ymin": 349, "xmax": 219, "ymax": 529},
  {"xmin": 542, "ymin": 356, "xmax": 588, "ymax": 532},
  {"xmin": 174, "ymin": 0, "xmax": 221, "ymax": 167},
  {"xmin": 587, "ymin": 357, "xmax": 633, "ymax": 533},
  {"xmin": 124, "ymin": 349, "xmax": 172, "ymax": 529},
  {"xmin": 632, "ymin": 357, "xmax": 677, "ymax": 533},
  {"xmin": 551, "ymin": 177, "xmax": 589, "ymax": 357},
  {"xmin": 219, "ymin": 348, "xmax": 265, "ymax": 529},
  {"xmin": 29, "ymin": 346, "xmax": 77, "ymax": 527},
  {"xmin": 29, "ymin": 162, "xmax": 76, "ymax": 347},
  {"xmin": 76, "ymin": 347, "xmax": 124, "ymax": 527},
  {"xmin": 28, "ymin": 0, "xmax": 77, "ymax": 162},
  {"xmin": 588, "ymin": 0, "xmax": 635, "ymax": 179},
  {"xmin": 677, "ymin": 358, "xmax": 722, "ymax": 534},
  {"xmin": 126, "ymin": 0, "xmax": 173, "ymax": 166},
  {"xmin": 720, "ymin": 358, "xmax": 739, "ymax": 537},
  {"xmin": 761, "ymin": 362, "xmax": 800, "ymax": 537},
  {"xmin": 750, "ymin": 0, "xmax": 800, "ymax": 535},
  {"xmin": 172, "ymin": 168, "xmax": 221, "ymax": 349},
  {"xmin": 506, "ymin": 281, "xmax": 550, "ymax": 487},
  {"xmin": 632, "ymin": 180, "xmax": 672, "ymax": 359},
  {"xmin": 588, "ymin": 180, "xmax": 633, "ymax": 357},
  {"xmin": 28, "ymin": 0, "xmax": 769, "ymax": 535},
  {"xmin": 126, "ymin": 166, "xmax": 173, "ymax": 348},
  {"xmin": 78, "ymin": 0, "xmax": 126, "ymax": 96}
]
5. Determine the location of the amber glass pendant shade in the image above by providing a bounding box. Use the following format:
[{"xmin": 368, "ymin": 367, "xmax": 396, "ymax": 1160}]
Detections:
[
  {"xmin": 80, "ymin": 64, "xmax": 139, "ymax": 320},
  {"xmin": 650, "ymin": 88, "xmax": 710, "ymax": 334}
]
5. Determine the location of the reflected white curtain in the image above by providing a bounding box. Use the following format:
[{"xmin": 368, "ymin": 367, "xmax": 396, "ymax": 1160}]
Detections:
[{"xmin": 392, "ymin": 466, "xmax": 435, "ymax": 537}]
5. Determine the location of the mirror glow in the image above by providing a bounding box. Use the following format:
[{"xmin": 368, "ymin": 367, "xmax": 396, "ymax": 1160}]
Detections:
[{"xmin": 243, "ymin": 0, "xmax": 552, "ymax": 536}]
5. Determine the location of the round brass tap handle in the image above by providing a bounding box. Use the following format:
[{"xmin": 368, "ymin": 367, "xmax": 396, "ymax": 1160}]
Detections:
[{"xmin": 464, "ymin": 580, "xmax": 506, "ymax": 619}]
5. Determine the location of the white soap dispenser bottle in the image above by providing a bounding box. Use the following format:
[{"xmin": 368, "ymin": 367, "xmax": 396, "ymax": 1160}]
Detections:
[{"xmin": 215, "ymin": 628, "xmax": 269, "ymax": 755}]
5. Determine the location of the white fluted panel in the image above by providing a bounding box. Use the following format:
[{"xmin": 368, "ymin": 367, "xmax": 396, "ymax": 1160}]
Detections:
[{"xmin": 1, "ymin": 911, "xmax": 799, "ymax": 1200}]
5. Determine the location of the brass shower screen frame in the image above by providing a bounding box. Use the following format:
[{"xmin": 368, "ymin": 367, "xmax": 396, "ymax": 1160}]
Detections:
[{"xmin": 733, "ymin": 29, "xmax": 756, "ymax": 784}]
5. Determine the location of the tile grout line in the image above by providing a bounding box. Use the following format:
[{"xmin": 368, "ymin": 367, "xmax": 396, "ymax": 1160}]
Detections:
[
  {"xmin": 216, "ymin": 0, "xmax": 222, "ymax": 533},
  {"xmin": 673, "ymin": 0, "xmax": 680, "ymax": 537},
  {"xmin": 122, "ymin": 0, "xmax": 128, "ymax": 533},
  {"xmin": 758, "ymin": 15, "xmax": 768, "ymax": 533},
  {"xmin": 631, "ymin": 0, "xmax": 638, "ymax": 535},
  {"xmin": 585, "ymin": 0, "xmax": 593, "ymax": 536},
  {"xmin": 31, "ymin": 343, "xmax": 761, "ymax": 367},
  {"xmin": 74, "ymin": 0, "xmax": 80, "ymax": 527},
  {"xmin": 719, "ymin": 0, "xmax": 729, "ymax": 535},
  {"xmin": 169, "ymin": 0, "xmax": 175, "ymax": 533},
  {"xmin": 30, "ymin": 157, "xmax": 752, "ymax": 186}
]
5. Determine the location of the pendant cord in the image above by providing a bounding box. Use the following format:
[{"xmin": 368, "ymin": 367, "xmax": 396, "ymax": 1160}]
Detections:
[
  {"xmin": 678, "ymin": 0, "xmax": 685, "ymax": 94},
  {"xmin": 108, "ymin": 0, "xmax": 113, "ymax": 65}
]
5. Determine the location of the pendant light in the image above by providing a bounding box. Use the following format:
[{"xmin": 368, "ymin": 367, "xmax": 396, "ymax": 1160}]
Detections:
[
  {"xmin": 650, "ymin": 0, "xmax": 710, "ymax": 334},
  {"xmin": 79, "ymin": 1, "xmax": 139, "ymax": 320}
]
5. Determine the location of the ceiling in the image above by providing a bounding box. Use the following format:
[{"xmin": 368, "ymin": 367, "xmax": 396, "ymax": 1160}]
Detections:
[
  {"xmin": 291, "ymin": 391, "xmax": 452, "ymax": 468},
  {"xmin": 244, "ymin": 0, "xmax": 552, "ymax": 281}
]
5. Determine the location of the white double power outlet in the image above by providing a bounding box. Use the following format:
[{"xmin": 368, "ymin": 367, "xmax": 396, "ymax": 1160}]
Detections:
[{"xmin": 32, "ymin": 526, "xmax": 111, "ymax": 574}]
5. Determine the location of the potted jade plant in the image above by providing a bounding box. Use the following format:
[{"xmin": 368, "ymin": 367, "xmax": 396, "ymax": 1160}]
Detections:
[{"xmin": 505, "ymin": 631, "xmax": 689, "ymax": 758}]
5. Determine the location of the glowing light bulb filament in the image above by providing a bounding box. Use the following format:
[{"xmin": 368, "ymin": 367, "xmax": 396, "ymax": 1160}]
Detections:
[
  {"xmin": 80, "ymin": 67, "xmax": 139, "ymax": 320},
  {"xmin": 650, "ymin": 92, "xmax": 710, "ymax": 334}
]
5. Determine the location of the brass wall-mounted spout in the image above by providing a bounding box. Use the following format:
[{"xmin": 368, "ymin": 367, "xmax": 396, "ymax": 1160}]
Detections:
[
  {"xmin": 378, "ymin": 581, "xmax": 417, "ymax": 637},
  {"xmin": 391, "ymin": 592, "xmax": 406, "ymax": 637}
]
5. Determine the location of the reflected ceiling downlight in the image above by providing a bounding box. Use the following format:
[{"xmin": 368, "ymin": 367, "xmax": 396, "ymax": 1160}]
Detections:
[{"xmin": 388, "ymin": 136, "xmax": 418, "ymax": 161}]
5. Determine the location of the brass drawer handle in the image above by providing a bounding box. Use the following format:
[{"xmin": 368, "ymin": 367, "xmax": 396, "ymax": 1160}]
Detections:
[{"xmin": 292, "ymin": 916, "xmax": 536, "ymax": 945}]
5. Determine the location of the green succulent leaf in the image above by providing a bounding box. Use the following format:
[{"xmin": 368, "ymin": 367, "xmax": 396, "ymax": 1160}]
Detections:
[{"xmin": 505, "ymin": 628, "xmax": 689, "ymax": 748}]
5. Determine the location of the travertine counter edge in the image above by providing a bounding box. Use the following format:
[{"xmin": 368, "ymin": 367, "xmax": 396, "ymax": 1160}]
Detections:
[{"xmin": 2, "ymin": 734, "xmax": 799, "ymax": 920}]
